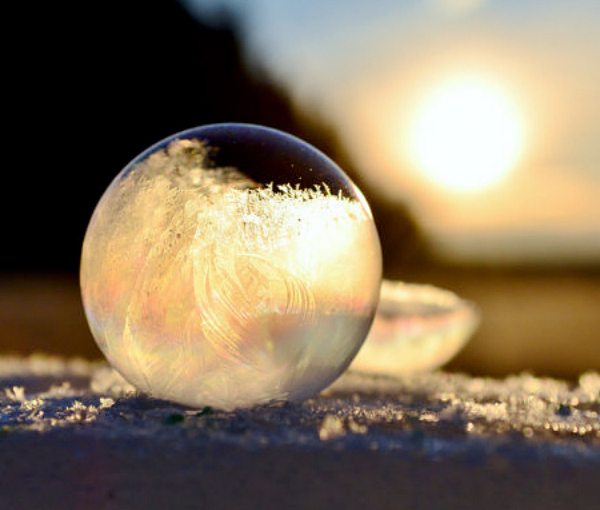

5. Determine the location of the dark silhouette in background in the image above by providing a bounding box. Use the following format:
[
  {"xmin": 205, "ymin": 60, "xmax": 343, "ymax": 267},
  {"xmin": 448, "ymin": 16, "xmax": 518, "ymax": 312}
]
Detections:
[
  {"xmin": 7, "ymin": 0, "xmax": 427, "ymax": 275},
  {"xmin": 7, "ymin": 0, "xmax": 598, "ymax": 376}
]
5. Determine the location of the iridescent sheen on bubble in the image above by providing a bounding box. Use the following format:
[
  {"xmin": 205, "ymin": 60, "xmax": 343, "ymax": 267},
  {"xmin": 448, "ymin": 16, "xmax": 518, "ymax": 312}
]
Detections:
[
  {"xmin": 81, "ymin": 124, "xmax": 382, "ymax": 410},
  {"xmin": 351, "ymin": 281, "xmax": 479, "ymax": 375}
]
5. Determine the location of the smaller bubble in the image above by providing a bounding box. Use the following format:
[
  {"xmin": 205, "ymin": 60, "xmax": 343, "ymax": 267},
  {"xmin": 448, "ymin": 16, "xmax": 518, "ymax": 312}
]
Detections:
[{"xmin": 351, "ymin": 281, "xmax": 479, "ymax": 375}]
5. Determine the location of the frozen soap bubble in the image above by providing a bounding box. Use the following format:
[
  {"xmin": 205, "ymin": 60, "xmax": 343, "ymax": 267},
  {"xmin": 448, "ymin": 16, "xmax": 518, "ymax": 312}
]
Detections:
[
  {"xmin": 351, "ymin": 280, "xmax": 480, "ymax": 376},
  {"xmin": 81, "ymin": 124, "xmax": 382, "ymax": 410}
]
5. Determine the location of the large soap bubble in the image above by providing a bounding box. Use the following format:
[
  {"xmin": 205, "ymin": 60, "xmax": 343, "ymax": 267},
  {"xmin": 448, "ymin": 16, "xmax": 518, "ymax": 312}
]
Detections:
[{"xmin": 81, "ymin": 124, "xmax": 382, "ymax": 410}]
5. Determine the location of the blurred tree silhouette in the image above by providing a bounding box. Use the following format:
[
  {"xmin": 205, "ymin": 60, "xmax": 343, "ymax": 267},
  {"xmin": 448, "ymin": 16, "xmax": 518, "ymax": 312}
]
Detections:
[{"xmin": 7, "ymin": 0, "xmax": 429, "ymax": 275}]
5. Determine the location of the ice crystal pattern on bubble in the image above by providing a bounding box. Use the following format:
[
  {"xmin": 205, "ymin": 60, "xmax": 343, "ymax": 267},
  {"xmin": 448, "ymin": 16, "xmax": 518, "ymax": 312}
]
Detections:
[{"xmin": 81, "ymin": 130, "xmax": 381, "ymax": 410}]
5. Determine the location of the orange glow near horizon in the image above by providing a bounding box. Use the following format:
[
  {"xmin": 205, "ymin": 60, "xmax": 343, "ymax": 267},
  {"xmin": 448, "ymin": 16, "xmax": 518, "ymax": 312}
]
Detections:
[{"xmin": 324, "ymin": 29, "xmax": 599, "ymax": 262}]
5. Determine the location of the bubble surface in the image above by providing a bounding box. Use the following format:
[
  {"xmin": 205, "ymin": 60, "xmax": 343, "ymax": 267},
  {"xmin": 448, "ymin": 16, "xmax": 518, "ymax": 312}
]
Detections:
[
  {"xmin": 351, "ymin": 281, "xmax": 479, "ymax": 375},
  {"xmin": 81, "ymin": 124, "xmax": 382, "ymax": 410}
]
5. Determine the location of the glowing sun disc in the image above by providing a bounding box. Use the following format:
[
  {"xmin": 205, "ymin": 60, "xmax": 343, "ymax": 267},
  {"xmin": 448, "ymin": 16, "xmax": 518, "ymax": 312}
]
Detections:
[{"xmin": 409, "ymin": 77, "xmax": 524, "ymax": 192}]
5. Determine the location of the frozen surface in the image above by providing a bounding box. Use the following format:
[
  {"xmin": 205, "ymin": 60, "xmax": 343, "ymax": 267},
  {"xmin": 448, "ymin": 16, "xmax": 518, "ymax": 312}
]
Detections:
[{"xmin": 0, "ymin": 355, "xmax": 598, "ymax": 509}]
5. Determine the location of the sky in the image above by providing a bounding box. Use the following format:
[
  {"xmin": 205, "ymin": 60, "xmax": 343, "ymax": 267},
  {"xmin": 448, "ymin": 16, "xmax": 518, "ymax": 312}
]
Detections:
[{"xmin": 182, "ymin": 0, "xmax": 600, "ymax": 264}]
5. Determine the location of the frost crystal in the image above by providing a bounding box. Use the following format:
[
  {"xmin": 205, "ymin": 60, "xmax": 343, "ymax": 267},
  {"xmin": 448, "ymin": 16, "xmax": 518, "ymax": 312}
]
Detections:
[{"xmin": 81, "ymin": 125, "xmax": 382, "ymax": 410}]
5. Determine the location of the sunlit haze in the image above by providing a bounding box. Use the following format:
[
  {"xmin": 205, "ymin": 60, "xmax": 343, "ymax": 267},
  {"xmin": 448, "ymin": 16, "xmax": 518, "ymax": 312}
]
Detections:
[
  {"xmin": 408, "ymin": 77, "xmax": 524, "ymax": 192},
  {"xmin": 183, "ymin": 0, "xmax": 600, "ymax": 264}
]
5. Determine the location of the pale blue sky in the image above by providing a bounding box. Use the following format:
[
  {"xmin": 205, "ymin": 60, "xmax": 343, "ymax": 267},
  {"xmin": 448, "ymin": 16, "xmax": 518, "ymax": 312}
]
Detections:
[{"xmin": 182, "ymin": 0, "xmax": 600, "ymax": 263}]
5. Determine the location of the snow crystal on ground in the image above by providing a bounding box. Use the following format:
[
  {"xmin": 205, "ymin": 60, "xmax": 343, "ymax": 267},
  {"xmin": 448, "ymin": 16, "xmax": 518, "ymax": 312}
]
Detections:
[{"xmin": 0, "ymin": 354, "xmax": 598, "ymax": 461}]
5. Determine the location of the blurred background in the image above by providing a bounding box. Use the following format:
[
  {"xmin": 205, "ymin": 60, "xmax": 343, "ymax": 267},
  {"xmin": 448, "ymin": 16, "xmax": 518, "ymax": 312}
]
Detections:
[{"xmin": 3, "ymin": 0, "xmax": 599, "ymax": 378}]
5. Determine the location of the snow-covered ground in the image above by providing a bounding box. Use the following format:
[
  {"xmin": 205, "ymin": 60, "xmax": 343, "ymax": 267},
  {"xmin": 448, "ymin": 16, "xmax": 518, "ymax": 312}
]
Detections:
[{"xmin": 0, "ymin": 355, "xmax": 598, "ymax": 509}]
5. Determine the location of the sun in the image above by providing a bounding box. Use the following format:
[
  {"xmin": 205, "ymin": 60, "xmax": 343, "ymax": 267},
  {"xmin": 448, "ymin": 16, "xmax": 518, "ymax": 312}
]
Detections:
[{"xmin": 409, "ymin": 77, "xmax": 524, "ymax": 192}]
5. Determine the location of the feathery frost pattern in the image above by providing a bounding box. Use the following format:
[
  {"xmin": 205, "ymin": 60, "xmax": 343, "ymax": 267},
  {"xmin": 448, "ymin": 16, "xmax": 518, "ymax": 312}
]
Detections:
[{"xmin": 81, "ymin": 136, "xmax": 381, "ymax": 410}]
